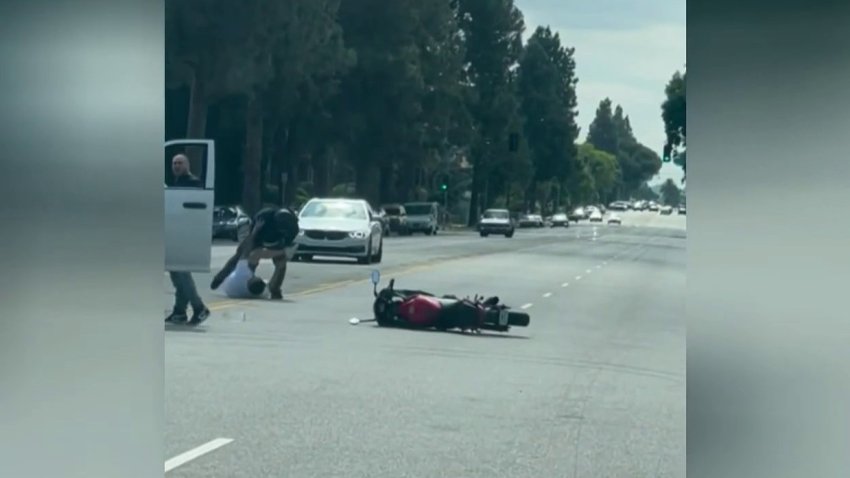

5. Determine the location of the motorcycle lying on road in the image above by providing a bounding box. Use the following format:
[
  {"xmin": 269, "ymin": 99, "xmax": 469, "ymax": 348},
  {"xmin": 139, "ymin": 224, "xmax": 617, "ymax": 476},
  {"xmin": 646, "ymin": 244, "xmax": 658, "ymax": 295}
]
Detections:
[{"xmin": 350, "ymin": 270, "xmax": 530, "ymax": 334}]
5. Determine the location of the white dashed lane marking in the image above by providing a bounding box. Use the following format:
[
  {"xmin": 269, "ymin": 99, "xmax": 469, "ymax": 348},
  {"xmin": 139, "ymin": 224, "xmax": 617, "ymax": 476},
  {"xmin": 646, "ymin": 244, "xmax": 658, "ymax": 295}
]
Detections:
[{"xmin": 165, "ymin": 438, "xmax": 234, "ymax": 473}]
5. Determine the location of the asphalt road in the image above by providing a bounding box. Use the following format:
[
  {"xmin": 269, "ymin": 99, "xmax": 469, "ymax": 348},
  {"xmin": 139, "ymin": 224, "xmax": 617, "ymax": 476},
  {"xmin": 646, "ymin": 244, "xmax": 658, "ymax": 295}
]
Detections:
[{"xmin": 165, "ymin": 210, "xmax": 686, "ymax": 477}]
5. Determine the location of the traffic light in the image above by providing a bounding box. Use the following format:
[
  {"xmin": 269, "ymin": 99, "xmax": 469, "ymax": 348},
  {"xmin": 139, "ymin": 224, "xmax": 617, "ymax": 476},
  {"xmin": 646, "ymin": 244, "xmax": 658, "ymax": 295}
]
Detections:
[
  {"xmin": 440, "ymin": 183, "xmax": 447, "ymax": 191},
  {"xmin": 662, "ymin": 143, "xmax": 672, "ymax": 162}
]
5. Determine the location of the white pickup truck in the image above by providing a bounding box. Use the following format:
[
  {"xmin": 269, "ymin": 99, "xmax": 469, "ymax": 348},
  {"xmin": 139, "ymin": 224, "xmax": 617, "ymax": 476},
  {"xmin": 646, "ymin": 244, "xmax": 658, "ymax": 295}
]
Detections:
[{"xmin": 164, "ymin": 139, "xmax": 216, "ymax": 272}]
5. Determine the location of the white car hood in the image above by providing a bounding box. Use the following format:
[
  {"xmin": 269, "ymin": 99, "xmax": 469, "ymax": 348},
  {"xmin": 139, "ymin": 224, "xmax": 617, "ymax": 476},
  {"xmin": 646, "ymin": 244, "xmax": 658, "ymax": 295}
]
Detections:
[{"xmin": 298, "ymin": 217, "xmax": 369, "ymax": 232}]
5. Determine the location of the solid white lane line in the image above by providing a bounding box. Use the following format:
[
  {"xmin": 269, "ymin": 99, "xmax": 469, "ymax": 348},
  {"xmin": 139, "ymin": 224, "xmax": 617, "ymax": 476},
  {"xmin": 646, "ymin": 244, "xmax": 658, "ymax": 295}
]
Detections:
[
  {"xmin": 542, "ymin": 292, "xmax": 552, "ymax": 298},
  {"xmin": 520, "ymin": 303, "xmax": 534, "ymax": 310},
  {"xmin": 165, "ymin": 438, "xmax": 234, "ymax": 473},
  {"xmin": 561, "ymin": 282, "xmax": 569, "ymax": 287}
]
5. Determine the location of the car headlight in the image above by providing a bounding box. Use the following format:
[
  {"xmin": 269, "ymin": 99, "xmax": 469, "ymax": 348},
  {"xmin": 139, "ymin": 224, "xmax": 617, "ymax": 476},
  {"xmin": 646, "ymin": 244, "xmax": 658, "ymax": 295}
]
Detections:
[
  {"xmin": 297, "ymin": 230, "xmax": 305, "ymax": 237},
  {"xmin": 349, "ymin": 231, "xmax": 368, "ymax": 239}
]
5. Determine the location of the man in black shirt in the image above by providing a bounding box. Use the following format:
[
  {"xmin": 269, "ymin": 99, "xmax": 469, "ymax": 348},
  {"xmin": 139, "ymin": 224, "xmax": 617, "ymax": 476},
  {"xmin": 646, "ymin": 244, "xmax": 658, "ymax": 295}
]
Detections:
[
  {"xmin": 210, "ymin": 206, "xmax": 299, "ymax": 300},
  {"xmin": 165, "ymin": 153, "xmax": 210, "ymax": 324}
]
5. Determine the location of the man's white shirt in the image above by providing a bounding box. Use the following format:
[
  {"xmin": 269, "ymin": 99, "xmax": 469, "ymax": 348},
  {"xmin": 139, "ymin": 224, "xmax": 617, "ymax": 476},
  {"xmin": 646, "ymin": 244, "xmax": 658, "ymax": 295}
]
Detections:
[{"xmin": 222, "ymin": 260, "xmax": 255, "ymax": 298}]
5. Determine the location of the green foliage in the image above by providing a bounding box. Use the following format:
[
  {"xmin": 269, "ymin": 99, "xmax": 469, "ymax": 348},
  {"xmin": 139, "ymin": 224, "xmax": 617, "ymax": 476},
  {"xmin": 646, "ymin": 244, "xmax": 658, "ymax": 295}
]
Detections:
[
  {"xmin": 587, "ymin": 99, "xmax": 661, "ymax": 197},
  {"xmin": 578, "ymin": 143, "xmax": 619, "ymax": 202},
  {"xmin": 662, "ymin": 69, "xmax": 686, "ymax": 174},
  {"xmin": 660, "ymin": 178, "xmax": 682, "ymax": 206},
  {"xmin": 633, "ymin": 183, "xmax": 659, "ymax": 201},
  {"xmin": 518, "ymin": 27, "xmax": 580, "ymax": 184},
  {"xmin": 166, "ymin": 1, "xmax": 674, "ymax": 215}
]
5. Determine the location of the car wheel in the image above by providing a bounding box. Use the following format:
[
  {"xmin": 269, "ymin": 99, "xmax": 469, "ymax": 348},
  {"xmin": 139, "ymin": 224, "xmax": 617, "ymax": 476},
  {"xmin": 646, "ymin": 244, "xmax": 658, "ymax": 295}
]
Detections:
[
  {"xmin": 505, "ymin": 230, "xmax": 514, "ymax": 238},
  {"xmin": 358, "ymin": 241, "xmax": 372, "ymax": 265},
  {"xmin": 373, "ymin": 238, "xmax": 383, "ymax": 263},
  {"xmin": 480, "ymin": 231, "xmax": 489, "ymax": 237}
]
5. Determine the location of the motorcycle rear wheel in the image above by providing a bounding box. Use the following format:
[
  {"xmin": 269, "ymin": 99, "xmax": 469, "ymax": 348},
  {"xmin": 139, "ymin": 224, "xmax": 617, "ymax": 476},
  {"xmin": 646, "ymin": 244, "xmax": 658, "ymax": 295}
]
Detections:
[{"xmin": 484, "ymin": 308, "xmax": 530, "ymax": 327}]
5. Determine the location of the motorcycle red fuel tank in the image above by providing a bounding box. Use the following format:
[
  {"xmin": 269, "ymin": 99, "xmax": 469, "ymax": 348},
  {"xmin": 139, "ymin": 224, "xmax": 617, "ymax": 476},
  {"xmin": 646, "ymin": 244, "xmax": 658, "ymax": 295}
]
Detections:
[{"xmin": 399, "ymin": 295, "xmax": 444, "ymax": 326}]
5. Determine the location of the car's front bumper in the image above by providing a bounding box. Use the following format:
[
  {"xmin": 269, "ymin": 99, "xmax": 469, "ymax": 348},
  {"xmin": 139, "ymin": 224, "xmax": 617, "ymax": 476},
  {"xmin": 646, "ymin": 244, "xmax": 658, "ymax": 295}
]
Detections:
[
  {"xmin": 406, "ymin": 220, "xmax": 434, "ymax": 231},
  {"xmin": 479, "ymin": 223, "xmax": 513, "ymax": 233},
  {"xmin": 294, "ymin": 234, "xmax": 370, "ymax": 258}
]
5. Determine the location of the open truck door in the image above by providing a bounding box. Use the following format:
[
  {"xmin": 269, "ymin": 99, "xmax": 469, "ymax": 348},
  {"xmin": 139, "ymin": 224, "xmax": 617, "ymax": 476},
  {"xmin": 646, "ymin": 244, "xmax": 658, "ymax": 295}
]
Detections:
[{"xmin": 165, "ymin": 139, "xmax": 215, "ymax": 272}]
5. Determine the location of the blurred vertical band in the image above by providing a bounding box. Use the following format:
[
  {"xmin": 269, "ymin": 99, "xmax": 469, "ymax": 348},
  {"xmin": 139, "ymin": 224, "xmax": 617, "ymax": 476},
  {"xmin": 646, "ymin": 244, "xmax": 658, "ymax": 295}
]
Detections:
[
  {"xmin": 689, "ymin": 1, "xmax": 850, "ymax": 477},
  {"xmin": 0, "ymin": 2, "xmax": 163, "ymax": 478}
]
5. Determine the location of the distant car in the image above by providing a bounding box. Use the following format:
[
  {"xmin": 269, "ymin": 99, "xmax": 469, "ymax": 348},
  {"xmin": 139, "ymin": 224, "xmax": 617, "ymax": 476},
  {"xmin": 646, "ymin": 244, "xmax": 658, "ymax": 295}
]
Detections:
[
  {"xmin": 550, "ymin": 213, "xmax": 569, "ymax": 227},
  {"xmin": 660, "ymin": 205, "xmax": 673, "ymax": 215},
  {"xmin": 403, "ymin": 202, "xmax": 439, "ymax": 235},
  {"xmin": 294, "ymin": 198, "xmax": 384, "ymax": 264},
  {"xmin": 589, "ymin": 210, "xmax": 603, "ymax": 222},
  {"xmin": 518, "ymin": 214, "xmax": 544, "ymax": 228},
  {"xmin": 608, "ymin": 201, "xmax": 628, "ymax": 211},
  {"xmin": 607, "ymin": 214, "xmax": 622, "ymax": 225},
  {"xmin": 530, "ymin": 214, "xmax": 544, "ymax": 227},
  {"xmin": 212, "ymin": 205, "xmax": 252, "ymax": 242},
  {"xmin": 678, "ymin": 205, "xmax": 686, "ymax": 215},
  {"xmin": 478, "ymin": 209, "xmax": 515, "ymax": 238},
  {"xmin": 569, "ymin": 207, "xmax": 586, "ymax": 221},
  {"xmin": 648, "ymin": 202, "xmax": 660, "ymax": 212},
  {"xmin": 381, "ymin": 203, "xmax": 409, "ymax": 235}
]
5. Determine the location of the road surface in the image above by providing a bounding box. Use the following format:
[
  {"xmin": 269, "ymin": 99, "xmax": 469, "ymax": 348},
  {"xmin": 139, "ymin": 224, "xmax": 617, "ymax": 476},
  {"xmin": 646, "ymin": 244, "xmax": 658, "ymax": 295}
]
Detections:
[{"xmin": 165, "ymin": 210, "xmax": 686, "ymax": 477}]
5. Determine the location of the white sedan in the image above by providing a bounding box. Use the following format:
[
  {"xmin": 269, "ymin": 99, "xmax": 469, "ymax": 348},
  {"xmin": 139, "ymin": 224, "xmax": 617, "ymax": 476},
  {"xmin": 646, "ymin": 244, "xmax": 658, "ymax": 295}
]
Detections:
[
  {"xmin": 294, "ymin": 198, "xmax": 384, "ymax": 264},
  {"xmin": 607, "ymin": 214, "xmax": 622, "ymax": 225},
  {"xmin": 589, "ymin": 210, "xmax": 603, "ymax": 222}
]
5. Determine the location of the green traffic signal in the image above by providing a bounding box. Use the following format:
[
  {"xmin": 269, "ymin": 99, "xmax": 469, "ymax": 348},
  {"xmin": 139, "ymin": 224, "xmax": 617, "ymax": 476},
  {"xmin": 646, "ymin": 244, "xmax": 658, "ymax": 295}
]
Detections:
[{"xmin": 440, "ymin": 184, "xmax": 447, "ymax": 191}]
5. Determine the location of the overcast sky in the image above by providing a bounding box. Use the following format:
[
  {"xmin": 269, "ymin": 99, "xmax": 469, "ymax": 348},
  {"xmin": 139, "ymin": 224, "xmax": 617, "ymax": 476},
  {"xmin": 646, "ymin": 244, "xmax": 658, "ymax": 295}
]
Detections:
[{"xmin": 515, "ymin": 0, "xmax": 686, "ymax": 185}]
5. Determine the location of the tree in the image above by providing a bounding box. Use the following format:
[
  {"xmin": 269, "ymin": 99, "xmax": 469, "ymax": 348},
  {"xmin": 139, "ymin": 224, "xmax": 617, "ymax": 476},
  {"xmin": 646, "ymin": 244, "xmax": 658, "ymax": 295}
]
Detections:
[
  {"xmin": 577, "ymin": 143, "xmax": 619, "ymax": 203},
  {"xmin": 517, "ymin": 26, "xmax": 580, "ymax": 212},
  {"xmin": 587, "ymin": 99, "xmax": 661, "ymax": 197},
  {"xmin": 457, "ymin": 0, "xmax": 525, "ymax": 224},
  {"xmin": 660, "ymin": 178, "xmax": 682, "ymax": 206},
  {"xmin": 662, "ymin": 70, "xmax": 686, "ymax": 176},
  {"xmin": 260, "ymin": 0, "xmax": 354, "ymax": 207},
  {"xmin": 633, "ymin": 182, "xmax": 659, "ymax": 201},
  {"xmin": 587, "ymin": 98, "xmax": 618, "ymax": 155},
  {"xmin": 166, "ymin": 1, "xmax": 276, "ymax": 140}
]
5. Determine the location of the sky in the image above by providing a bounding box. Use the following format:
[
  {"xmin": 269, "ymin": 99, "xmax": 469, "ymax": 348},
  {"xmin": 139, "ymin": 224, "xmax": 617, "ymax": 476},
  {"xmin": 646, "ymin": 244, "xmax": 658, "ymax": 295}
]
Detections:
[{"xmin": 515, "ymin": 0, "xmax": 686, "ymax": 186}]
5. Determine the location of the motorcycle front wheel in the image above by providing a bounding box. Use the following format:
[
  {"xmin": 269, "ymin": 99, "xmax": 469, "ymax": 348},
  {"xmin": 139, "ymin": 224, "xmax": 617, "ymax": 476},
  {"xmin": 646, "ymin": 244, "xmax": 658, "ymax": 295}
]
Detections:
[{"xmin": 373, "ymin": 299, "xmax": 398, "ymax": 327}]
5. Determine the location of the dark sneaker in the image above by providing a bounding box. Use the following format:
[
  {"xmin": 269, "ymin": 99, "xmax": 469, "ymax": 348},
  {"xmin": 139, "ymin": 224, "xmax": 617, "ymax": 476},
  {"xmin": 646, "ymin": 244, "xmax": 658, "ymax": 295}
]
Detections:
[
  {"xmin": 269, "ymin": 290, "xmax": 283, "ymax": 300},
  {"xmin": 165, "ymin": 312, "xmax": 188, "ymax": 324},
  {"xmin": 189, "ymin": 307, "xmax": 210, "ymax": 325}
]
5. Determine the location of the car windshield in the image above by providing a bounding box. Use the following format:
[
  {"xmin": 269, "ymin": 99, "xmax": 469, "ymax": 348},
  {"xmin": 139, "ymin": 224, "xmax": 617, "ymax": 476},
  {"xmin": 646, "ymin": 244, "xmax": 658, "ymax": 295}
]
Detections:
[
  {"xmin": 300, "ymin": 201, "xmax": 366, "ymax": 220},
  {"xmin": 384, "ymin": 206, "xmax": 401, "ymax": 215},
  {"xmin": 483, "ymin": 210, "xmax": 509, "ymax": 219},
  {"xmin": 404, "ymin": 204, "xmax": 433, "ymax": 215}
]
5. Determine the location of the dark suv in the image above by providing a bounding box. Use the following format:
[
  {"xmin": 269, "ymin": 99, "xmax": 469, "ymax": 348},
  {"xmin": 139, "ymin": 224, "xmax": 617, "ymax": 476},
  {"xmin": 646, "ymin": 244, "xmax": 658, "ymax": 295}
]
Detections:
[{"xmin": 381, "ymin": 204, "xmax": 409, "ymax": 235}]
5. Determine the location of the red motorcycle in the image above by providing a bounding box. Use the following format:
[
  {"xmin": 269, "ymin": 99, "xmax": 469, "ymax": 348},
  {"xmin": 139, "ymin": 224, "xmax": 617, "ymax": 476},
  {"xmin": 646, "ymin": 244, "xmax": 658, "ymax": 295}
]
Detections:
[{"xmin": 351, "ymin": 270, "xmax": 530, "ymax": 334}]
